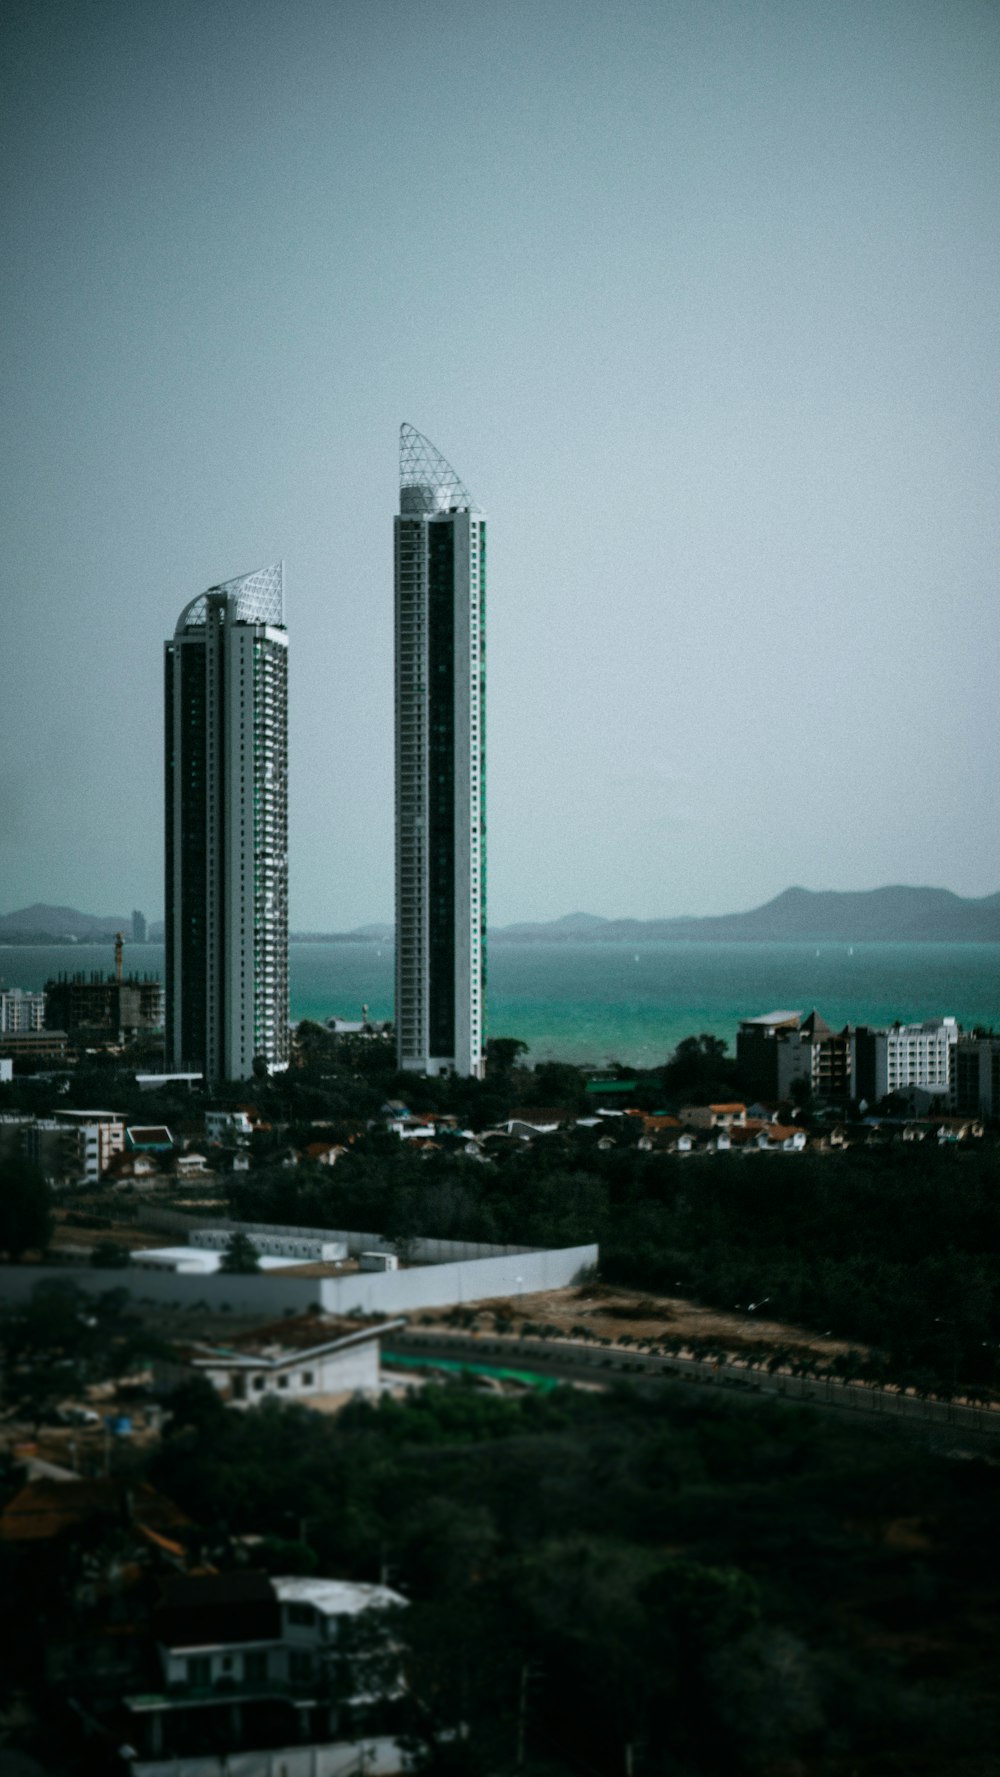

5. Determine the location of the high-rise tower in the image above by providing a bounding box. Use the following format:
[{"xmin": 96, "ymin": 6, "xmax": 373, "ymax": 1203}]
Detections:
[
  {"xmin": 165, "ymin": 564, "xmax": 289, "ymax": 1081},
  {"xmin": 395, "ymin": 425, "xmax": 486, "ymax": 1078}
]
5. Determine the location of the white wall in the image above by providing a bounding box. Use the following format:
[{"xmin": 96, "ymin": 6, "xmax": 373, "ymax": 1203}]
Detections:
[
  {"xmin": 0, "ymin": 1244, "xmax": 597, "ymax": 1318},
  {"xmin": 132, "ymin": 1735, "xmax": 406, "ymax": 1777}
]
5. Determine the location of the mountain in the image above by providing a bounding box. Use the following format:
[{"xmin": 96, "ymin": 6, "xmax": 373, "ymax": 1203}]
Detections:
[
  {"xmin": 498, "ymin": 911, "xmax": 610, "ymax": 939},
  {"xmin": 491, "ymin": 886, "xmax": 1000, "ymax": 944},
  {"xmin": 0, "ymin": 904, "xmax": 134, "ymax": 942},
  {"xmin": 8, "ymin": 887, "xmax": 1000, "ymax": 947}
]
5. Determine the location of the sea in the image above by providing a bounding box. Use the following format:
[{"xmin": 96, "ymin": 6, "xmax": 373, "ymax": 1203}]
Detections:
[{"xmin": 4, "ymin": 940, "xmax": 999, "ymax": 1068}]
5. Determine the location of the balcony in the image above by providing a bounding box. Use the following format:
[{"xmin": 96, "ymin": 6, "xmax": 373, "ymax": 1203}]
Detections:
[{"xmin": 126, "ymin": 1674, "xmax": 322, "ymax": 1713}]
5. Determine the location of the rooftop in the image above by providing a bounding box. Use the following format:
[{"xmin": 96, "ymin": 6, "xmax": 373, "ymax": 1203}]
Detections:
[
  {"xmin": 272, "ymin": 1576, "xmax": 406, "ymax": 1617},
  {"xmin": 399, "ymin": 423, "xmax": 479, "ymax": 515},
  {"xmin": 184, "ymin": 1313, "xmax": 404, "ymax": 1367},
  {"xmin": 739, "ymin": 1011, "xmax": 802, "ymax": 1029},
  {"xmin": 175, "ymin": 563, "xmax": 284, "ymax": 635}
]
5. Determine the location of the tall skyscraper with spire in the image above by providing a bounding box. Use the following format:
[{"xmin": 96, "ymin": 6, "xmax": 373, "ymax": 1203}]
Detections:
[
  {"xmin": 164, "ymin": 564, "xmax": 289, "ymax": 1081},
  {"xmin": 395, "ymin": 425, "xmax": 486, "ymax": 1078}
]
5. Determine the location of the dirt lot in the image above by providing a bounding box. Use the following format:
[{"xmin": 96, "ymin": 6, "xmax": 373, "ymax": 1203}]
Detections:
[{"xmin": 414, "ymin": 1282, "xmax": 861, "ymax": 1370}]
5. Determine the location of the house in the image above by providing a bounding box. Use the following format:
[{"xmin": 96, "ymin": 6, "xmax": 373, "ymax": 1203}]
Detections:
[
  {"xmin": 120, "ymin": 1569, "xmax": 408, "ymax": 1775},
  {"xmin": 157, "ymin": 1313, "xmax": 405, "ymax": 1405},
  {"xmin": 105, "ymin": 1150, "xmax": 163, "ymax": 1181},
  {"xmin": 205, "ymin": 1106, "xmax": 260, "ymax": 1144},
  {"xmin": 505, "ymin": 1115, "xmax": 564, "ymax": 1139},
  {"xmin": 126, "ymin": 1125, "xmax": 174, "ymax": 1155},
  {"xmin": 0, "ymin": 1478, "xmax": 192, "ymax": 1700},
  {"xmin": 173, "ymin": 1151, "xmax": 211, "ymax": 1178},
  {"xmin": 679, "ymin": 1103, "xmax": 747, "ymax": 1130},
  {"xmin": 304, "ymin": 1141, "xmax": 347, "ymax": 1167},
  {"xmin": 385, "ymin": 1114, "xmax": 436, "ymax": 1139}
]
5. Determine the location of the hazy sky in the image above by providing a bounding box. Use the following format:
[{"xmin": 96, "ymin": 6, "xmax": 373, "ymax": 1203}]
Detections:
[{"xmin": 3, "ymin": 0, "xmax": 998, "ymax": 928}]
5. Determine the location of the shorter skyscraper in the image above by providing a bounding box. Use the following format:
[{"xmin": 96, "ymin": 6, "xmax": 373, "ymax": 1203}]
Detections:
[{"xmin": 164, "ymin": 565, "xmax": 288, "ymax": 1081}]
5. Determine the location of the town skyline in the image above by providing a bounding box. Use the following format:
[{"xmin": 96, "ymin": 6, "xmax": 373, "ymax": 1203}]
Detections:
[{"xmin": 3, "ymin": 0, "xmax": 998, "ymax": 930}]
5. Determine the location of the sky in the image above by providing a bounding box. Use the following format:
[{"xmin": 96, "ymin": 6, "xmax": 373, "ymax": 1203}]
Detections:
[{"xmin": 2, "ymin": 0, "xmax": 998, "ymax": 929}]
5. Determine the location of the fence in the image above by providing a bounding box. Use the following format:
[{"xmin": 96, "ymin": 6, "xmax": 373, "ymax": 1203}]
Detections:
[
  {"xmin": 390, "ymin": 1331, "xmax": 1000, "ymax": 1441},
  {"xmin": 135, "ymin": 1207, "xmax": 538, "ymax": 1265}
]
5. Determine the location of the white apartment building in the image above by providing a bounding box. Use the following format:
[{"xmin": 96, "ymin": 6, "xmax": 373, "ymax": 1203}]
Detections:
[
  {"xmin": 51, "ymin": 1109, "xmax": 126, "ymax": 1181},
  {"xmin": 853, "ymin": 1018, "xmax": 958, "ymax": 1104},
  {"xmin": 0, "ymin": 989, "xmax": 45, "ymax": 1034}
]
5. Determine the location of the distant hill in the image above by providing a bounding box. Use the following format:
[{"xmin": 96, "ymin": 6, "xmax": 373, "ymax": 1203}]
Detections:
[
  {"xmin": 0, "ymin": 903, "xmax": 134, "ymax": 944},
  {"xmin": 492, "ymin": 886, "xmax": 1000, "ymax": 944},
  {"xmin": 8, "ymin": 887, "xmax": 1000, "ymax": 947}
]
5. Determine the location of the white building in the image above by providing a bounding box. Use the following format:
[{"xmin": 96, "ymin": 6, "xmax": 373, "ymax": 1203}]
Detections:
[
  {"xmin": 0, "ymin": 989, "xmax": 45, "ymax": 1035},
  {"xmin": 165, "ymin": 565, "xmax": 289, "ymax": 1083},
  {"xmin": 197, "ymin": 1228, "xmax": 348, "ymax": 1263},
  {"xmin": 395, "ymin": 425, "xmax": 486, "ymax": 1079},
  {"xmin": 158, "ymin": 1313, "xmax": 404, "ymax": 1403},
  {"xmin": 853, "ymin": 1018, "xmax": 958, "ymax": 1103},
  {"xmin": 204, "ymin": 1107, "xmax": 255, "ymax": 1143},
  {"xmin": 123, "ymin": 1569, "xmax": 408, "ymax": 1776},
  {"xmin": 51, "ymin": 1109, "xmax": 126, "ymax": 1181}
]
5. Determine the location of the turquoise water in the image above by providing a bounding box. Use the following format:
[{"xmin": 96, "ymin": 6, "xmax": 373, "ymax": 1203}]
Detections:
[{"xmin": 4, "ymin": 940, "xmax": 999, "ymax": 1067}]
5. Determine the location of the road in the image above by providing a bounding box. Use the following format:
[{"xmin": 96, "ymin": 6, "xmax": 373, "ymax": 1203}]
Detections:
[{"xmin": 385, "ymin": 1329, "xmax": 1000, "ymax": 1449}]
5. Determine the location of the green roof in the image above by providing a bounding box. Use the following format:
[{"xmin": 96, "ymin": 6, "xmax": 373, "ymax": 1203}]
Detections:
[{"xmin": 585, "ymin": 1079, "xmax": 636, "ymax": 1094}]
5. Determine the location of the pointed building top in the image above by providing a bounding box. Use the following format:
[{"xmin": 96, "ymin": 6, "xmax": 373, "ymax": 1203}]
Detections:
[
  {"xmin": 399, "ymin": 424, "xmax": 480, "ymax": 515},
  {"xmin": 175, "ymin": 564, "xmax": 284, "ymax": 635}
]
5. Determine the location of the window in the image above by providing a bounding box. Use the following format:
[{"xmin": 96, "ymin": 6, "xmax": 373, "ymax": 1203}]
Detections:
[
  {"xmin": 187, "ymin": 1656, "xmax": 211, "ymax": 1686},
  {"xmin": 301, "ymin": 1371, "xmax": 314, "ymax": 1386},
  {"xmin": 244, "ymin": 1650, "xmax": 268, "ymax": 1684},
  {"xmin": 288, "ymin": 1603, "xmax": 314, "ymax": 1626},
  {"xmin": 290, "ymin": 1650, "xmax": 314, "ymax": 1682}
]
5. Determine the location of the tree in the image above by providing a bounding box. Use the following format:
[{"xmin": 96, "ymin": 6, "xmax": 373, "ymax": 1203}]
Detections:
[
  {"xmin": 0, "ymin": 1159, "xmax": 54, "ymax": 1260},
  {"xmin": 485, "ymin": 1037, "xmax": 529, "ymax": 1076},
  {"xmin": 218, "ymin": 1230, "xmax": 261, "ymax": 1273}
]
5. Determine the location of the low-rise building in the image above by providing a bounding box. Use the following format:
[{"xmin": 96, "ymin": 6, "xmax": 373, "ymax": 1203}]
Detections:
[
  {"xmin": 52, "ymin": 1109, "xmax": 126, "ymax": 1181},
  {"xmin": 122, "ymin": 1569, "xmax": 407, "ymax": 1775},
  {"xmin": 205, "ymin": 1107, "xmax": 257, "ymax": 1144},
  {"xmin": 680, "ymin": 1102, "xmax": 747, "ymax": 1129},
  {"xmin": 157, "ymin": 1314, "xmax": 404, "ymax": 1405}
]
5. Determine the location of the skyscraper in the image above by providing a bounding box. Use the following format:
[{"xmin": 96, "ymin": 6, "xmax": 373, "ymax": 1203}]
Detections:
[
  {"xmin": 395, "ymin": 425, "xmax": 486, "ymax": 1079},
  {"xmin": 165, "ymin": 564, "xmax": 289, "ymax": 1081}
]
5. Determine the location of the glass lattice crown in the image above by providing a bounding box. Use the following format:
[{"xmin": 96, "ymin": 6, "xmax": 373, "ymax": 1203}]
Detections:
[
  {"xmin": 399, "ymin": 424, "xmax": 480, "ymax": 515},
  {"xmin": 175, "ymin": 563, "xmax": 284, "ymax": 634}
]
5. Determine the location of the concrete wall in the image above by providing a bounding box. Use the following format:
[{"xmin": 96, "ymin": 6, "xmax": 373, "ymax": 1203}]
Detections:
[
  {"xmin": 0, "ymin": 1243, "xmax": 597, "ymax": 1319},
  {"xmin": 317, "ymin": 1245, "xmax": 597, "ymax": 1316},
  {"xmin": 132, "ymin": 1736, "xmax": 405, "ymax": 1777}
]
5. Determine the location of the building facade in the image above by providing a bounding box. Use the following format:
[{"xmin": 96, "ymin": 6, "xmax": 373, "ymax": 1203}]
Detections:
[
  {"xmin": 952, "ymin": 1034, "xmax": 1000, "ymax": 1119},
  {"xmin": 395, "ymin": 425, "xmax": 486, "ymax": 1078},
  {"xmin": 165, "ymin": 565, "xmax": 289, "ymax": 1081},
  {"xmin": 737, "ymin": 1009, "xmax": 853, "ymax": 1102},
  {"xmin": 0, "ymin": 989, "xmax": 45, "ymax": 1035},
  {"xmin": 852, "ymin": 1017, "xmax": 958, "ymax": 1105},
  {"xmin": 44, "ymin": 971, "xmax": 162, "ymax": 1043}
]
